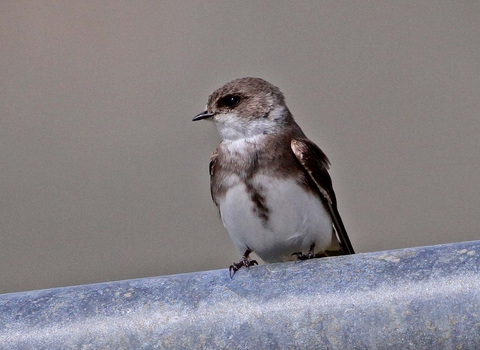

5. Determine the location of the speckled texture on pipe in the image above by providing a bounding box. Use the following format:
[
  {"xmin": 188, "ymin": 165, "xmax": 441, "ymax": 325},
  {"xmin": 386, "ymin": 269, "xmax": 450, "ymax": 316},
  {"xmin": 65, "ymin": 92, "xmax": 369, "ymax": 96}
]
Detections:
[{"xmin": 1, "ymin": 241, "xmax": 480, "ymax": 349}]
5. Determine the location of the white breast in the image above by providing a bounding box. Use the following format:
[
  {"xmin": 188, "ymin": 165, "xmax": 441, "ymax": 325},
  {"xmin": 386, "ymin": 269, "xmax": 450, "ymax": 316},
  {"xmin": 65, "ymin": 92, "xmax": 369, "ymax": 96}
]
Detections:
[{"xmin": 218, "ymin": 175, "xmax": 333, "ymax": 263}]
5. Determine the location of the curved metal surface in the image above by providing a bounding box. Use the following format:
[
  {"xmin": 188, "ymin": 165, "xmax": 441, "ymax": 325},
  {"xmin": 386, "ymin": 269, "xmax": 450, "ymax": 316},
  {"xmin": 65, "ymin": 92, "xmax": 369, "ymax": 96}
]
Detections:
[{"xmin": 1, "ymin": 241, "xmax": 480, "ymax": 349}]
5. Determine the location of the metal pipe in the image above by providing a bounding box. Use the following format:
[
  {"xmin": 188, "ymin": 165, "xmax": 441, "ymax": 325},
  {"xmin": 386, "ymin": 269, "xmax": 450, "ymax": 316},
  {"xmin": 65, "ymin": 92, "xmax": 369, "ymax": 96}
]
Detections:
[{"xmin": 1, "ymin": 241, "xmax": 480, "ymax": 349}]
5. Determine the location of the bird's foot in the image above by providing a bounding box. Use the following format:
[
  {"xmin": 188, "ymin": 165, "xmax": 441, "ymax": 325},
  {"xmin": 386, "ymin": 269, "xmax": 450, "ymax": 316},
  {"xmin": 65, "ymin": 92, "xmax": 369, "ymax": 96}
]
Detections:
[
  {"xmin": 292, "ymin": 243, "xmax": 316, "ymax": 260},
  {"xmin": 229, "ymin": 256, "xmax": 258, "ymax": 278},
  {"xmin": 291, "ymin": 251, "xmax": 315, "ymax": 260}
]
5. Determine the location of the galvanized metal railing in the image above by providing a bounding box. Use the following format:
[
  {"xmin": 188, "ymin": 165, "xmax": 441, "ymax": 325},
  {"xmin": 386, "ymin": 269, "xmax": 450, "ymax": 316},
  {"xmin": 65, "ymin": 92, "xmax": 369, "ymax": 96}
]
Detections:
[{"xmin": 1, "ymin": 241, "xmax": 480, "ymax": 349}]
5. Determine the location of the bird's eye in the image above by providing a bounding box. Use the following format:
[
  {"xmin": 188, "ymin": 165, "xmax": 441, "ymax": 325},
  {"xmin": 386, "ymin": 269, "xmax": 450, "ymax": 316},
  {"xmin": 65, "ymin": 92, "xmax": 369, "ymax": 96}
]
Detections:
[{"xmin": 218, "ymin": 95, "xmax": 241, "ymax": 108}]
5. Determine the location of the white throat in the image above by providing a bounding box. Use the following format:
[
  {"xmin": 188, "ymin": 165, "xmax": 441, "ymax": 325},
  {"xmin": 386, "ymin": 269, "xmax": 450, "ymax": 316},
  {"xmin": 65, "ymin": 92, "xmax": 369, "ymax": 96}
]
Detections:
[{"xmin": 214, "ymin": 106, "xmax": 287, "ymax": 141}]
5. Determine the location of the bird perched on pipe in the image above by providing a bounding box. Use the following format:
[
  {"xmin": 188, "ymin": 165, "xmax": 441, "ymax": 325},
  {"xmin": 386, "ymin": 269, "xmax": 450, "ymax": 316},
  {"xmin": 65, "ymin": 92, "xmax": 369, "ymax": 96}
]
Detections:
[{"xmin": 193, "ymin": 77, "xmax": 354, "ymax": 277}]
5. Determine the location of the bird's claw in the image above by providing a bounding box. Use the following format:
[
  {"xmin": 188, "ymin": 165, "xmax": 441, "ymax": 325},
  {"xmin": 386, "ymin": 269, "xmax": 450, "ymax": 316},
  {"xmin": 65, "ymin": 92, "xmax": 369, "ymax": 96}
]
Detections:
[
  {"xmin": 291, "ymin": 251, "xmax": 314, "ymax": 260},
  {"xmin": 292, "ymin": 243, "xmax": 316, "ymax": 261},
  {"xmin": 229, "ymin": 258, "xmax": 258, "ymax": 278}
]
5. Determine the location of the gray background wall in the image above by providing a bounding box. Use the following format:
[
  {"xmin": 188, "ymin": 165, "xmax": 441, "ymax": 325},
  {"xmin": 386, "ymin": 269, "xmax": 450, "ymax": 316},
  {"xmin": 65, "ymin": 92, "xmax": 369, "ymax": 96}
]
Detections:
[{"xmin": 1, "ymin": 1, "xmax": 479, "ymax": 294}]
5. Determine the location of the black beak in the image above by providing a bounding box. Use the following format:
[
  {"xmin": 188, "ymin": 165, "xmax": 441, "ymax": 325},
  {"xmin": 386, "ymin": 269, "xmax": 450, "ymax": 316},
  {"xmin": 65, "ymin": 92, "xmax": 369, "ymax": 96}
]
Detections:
[{"xmin": 192, "ymin": 111, "xmax": 215, "ymax": 121}]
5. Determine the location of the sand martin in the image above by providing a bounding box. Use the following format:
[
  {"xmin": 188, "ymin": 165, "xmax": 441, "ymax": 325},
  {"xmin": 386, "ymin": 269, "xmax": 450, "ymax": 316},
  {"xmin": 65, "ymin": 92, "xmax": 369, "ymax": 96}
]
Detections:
[{"xmin": 193, "ymin": 77, "xmax": 354, "ymax": 277}]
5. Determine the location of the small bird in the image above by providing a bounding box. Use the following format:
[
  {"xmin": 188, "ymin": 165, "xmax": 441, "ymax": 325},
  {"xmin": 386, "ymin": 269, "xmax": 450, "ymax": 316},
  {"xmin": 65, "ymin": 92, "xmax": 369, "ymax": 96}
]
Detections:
[{"xmin": 193, "ymin": 77, "xmax": 354, "ymax": 277}]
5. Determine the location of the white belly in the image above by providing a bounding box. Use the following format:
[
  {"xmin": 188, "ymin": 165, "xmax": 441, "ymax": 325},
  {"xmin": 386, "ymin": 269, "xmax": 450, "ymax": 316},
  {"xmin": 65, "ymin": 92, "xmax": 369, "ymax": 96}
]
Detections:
[{"xmin": 218, "ymin": 175, "xmax": 333, "ymax": 263}]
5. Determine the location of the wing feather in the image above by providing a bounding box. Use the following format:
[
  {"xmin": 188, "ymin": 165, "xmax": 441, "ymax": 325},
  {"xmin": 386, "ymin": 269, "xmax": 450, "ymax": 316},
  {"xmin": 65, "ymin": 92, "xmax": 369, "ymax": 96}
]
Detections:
[
  {"xmin": 209, "ymin": 148, "xmax": 219, "ymax": 206},
  {"xmin": 291, "ymin": 138, "xmax": 355, "ymax": 255}
]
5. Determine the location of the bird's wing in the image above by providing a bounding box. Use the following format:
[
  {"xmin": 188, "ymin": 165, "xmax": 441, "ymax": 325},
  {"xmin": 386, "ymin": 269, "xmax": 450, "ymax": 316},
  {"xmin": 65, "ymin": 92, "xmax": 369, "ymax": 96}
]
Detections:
[
  {"xmin": 209, "ymin": 148, "xmax": 219, "ymax": 206},
  {"xmin": 209, "ymin": 148, "xmax": 218, "ymax": 177},
  {"xmin": 291, "ymin": 138, "xmax": 355, "ymax": 255}
]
